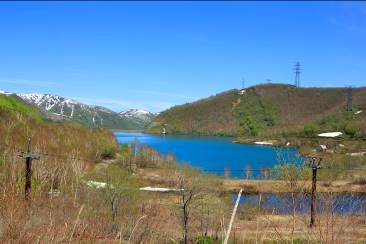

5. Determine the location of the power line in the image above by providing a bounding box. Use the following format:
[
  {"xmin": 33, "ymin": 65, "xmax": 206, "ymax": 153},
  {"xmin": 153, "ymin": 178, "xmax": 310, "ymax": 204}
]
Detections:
[{"xmin": 15, "ymin": 152, "xmax": 366, "ymax": 172}]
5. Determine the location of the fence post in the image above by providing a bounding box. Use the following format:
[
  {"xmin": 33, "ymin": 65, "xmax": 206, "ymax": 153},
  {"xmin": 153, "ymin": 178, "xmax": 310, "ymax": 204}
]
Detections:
[
  {"xmin": 18, "ymin": 138, "xmax": 40, "ymax": 200},
  {"xmin": 305, "ymin": 157, "xmax": 322, "ymax": 228}
]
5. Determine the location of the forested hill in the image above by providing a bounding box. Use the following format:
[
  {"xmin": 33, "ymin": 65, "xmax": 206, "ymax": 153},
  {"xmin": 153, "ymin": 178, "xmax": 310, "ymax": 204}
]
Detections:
[{"xmin": 146, "ymin": 84, "xmax": 366, "ymax": 138}]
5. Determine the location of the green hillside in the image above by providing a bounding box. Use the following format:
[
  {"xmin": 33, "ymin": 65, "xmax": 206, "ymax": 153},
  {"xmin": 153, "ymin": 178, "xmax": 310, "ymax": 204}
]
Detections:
[
  {"xmin": 0, "ymin": 94, "xmax": 43, "ymax": 121},
  {"xmin": 0, "ymin": 93, "xmax": 118, "ymax": 162},
  {"xmin": 146, "ymin": 84, "xmax": 366, "ymax": 138}
]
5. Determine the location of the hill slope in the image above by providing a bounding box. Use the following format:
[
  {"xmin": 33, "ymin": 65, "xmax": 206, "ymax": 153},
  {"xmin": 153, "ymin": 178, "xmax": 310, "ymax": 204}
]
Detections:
[{"xmin": 146, "ymin": 84, "xmax": 366, "ymax": 137}]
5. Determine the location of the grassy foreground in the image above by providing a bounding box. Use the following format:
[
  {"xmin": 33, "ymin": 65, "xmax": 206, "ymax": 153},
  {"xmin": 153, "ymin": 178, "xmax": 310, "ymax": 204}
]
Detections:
[{"xmin": 0, "ymin": 94, "xmax": 365, "ymax": 243}]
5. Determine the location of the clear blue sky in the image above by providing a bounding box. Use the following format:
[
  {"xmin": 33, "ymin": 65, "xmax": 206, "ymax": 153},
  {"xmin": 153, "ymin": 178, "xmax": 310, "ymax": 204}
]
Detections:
[{"xmin": 0, "ymin": 2, "xmax": 365, "ymax": 112}]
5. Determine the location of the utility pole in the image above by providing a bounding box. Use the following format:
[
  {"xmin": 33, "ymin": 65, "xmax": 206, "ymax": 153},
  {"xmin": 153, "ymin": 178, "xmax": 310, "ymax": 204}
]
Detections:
[
  {"xmin": 18, "ymin": 138, "xmax": 40, "ymax": 200},
  {"xmin": 305, "ymin": 156, "xmax": 322, "ymax": 228},
  {"xmin": 294, "ymin": 62, "xmax": 301, "ymax": 87},
  {"xmin": 346, "ymin": 86, "xmax": 353, "ymax": 112}
]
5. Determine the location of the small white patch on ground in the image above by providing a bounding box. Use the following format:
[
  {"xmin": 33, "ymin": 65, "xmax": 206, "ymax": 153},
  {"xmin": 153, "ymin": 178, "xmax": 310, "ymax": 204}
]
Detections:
[
  {"xmin": 317, "ymin": 132, "xmax": 343, "ymax": 138},
  {"xmin": 355, "ymin": 110, "xmax": 362, "ymax": 115},
  {"xmin": 347, "ymin": 152, "xmax": 366, "ymax": 156},
  {"xmin": 316, "ymin": 144, "xmax": 327, "ymax": 152},
  {"xmin": 140, "ymin": 186, "xmax": 183, "ymax": 192},
  {"xmin": 86, "ymin": 180, "xmax": 108, "ymax": 189},
  {"xmin": 254, "ymin": 141, "xmax": 273, "ymax": 145}
]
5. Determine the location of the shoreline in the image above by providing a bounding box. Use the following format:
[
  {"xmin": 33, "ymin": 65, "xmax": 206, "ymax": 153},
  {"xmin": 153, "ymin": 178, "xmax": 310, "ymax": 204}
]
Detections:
[
  {"xmin": 136, "ymin": 168, "xmax": 366, "ymax": 194},
  {"xmin": 223, "ymin": 179, "xmax": 366, "ymax": 194}
]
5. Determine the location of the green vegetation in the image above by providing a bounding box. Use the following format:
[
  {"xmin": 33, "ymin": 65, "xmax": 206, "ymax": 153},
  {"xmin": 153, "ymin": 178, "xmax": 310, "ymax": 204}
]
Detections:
[
  {"xmin": 0, "ymin": 94, "xmax": 43, "ymax": 121},
  {"xmin": 300, "ymin": 112, "xmax": 365, "ymax": 139},
  {"xmin": 146, "ymin": 84, "xmax": 366, "ymax": 141},
  {"xmin": 83, "ymin": 165, "xmax": 140, "ymax": 232},
  {"xmin": 147, "ymin": 90, "xmax": 240, "ymax": 136},
  {"xmin": 0, "ymin": 88, "xmax": 365, "ymax": 243},
  {"xmin": 234, "ymin": 90, "xmax": 277, "ymax": 136},
  {"xmin": 147, "ymin": 88, "xmax": 277, "ymax": 136}
]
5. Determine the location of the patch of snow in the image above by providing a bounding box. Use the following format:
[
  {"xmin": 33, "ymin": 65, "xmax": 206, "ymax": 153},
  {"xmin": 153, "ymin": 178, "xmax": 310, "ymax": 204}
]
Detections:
[
  {"xmin": 70, "ymin": 105, "xmax": 74, "ymax": 118},
  {"xmin": 317, "ymin": 132, "xmax": 343, "ymax": 138},
  {"xmin": 355, "ymin": 110, "xmax": 362, "ymax": 115},
  {"xmin": 239, "ymin": 89, "xmax": 246, "ymax": 95},
  {"xmin": 346, "ymin": 152, "xmax": 366, "ymax": 156},
  {"xmin": 86, "ymin": 180, "xmax": 108, "ymax": 189},
  {"xmin": 120, "ymin": 109, "xmax": 153, "ymax": 117},
  {"xmin": 316, "ymin": 144, "xmax": 327, "ymax": 152},
  {"xmin": 48, "ymin": 189, "xmax": 60, "ymax": 196},
  {"xmin": 254, "ymin": 141, "xmax": 273, "ymax": 145},
  {"xmin": 140, "ymin": 186, "xmax": 183, "ymax": 192}
]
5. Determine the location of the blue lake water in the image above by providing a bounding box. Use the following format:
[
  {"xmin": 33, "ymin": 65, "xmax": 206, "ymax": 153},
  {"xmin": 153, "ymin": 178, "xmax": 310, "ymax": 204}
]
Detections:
[
  {"xmin": 115, "ymin": 132, "xmax": 301, "ymax": 178},
  {"xmin": 235, "ymin": 193, "xmax": 366, "ymax": 214}
]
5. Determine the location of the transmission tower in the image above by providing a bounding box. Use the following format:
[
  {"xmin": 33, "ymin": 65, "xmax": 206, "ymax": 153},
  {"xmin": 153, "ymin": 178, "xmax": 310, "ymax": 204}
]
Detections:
[
  {"xmin": 294, "ymin": 62, "xmax": 302, "ymax": 87},
  {"xmin": 346, "ymin": 86, "xmax": 353, "ymax": 112},
  {"xmin": 241, "ymin": 78, "xmax": 245, "ymax": 89}
]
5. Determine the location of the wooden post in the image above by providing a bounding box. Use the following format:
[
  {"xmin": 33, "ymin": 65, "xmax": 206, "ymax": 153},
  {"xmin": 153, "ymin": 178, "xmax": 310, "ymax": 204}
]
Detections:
[
  {"xmin": 18, "ymin": 138, "xmax": 40, "ymax": 200},
  {"xmin": 310, "ymin": 166, "xmax": 318, "ymax": 228},
  {"xmin": 224, "ymin": 189, "xmax": 242, "ymax": 244},
  {"xmin": 305, "ymin": 156, "xmax": 322, "ymax": 228}
]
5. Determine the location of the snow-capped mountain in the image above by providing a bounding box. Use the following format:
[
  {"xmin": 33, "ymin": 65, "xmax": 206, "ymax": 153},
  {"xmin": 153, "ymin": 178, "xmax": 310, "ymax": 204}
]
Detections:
[
  {"xmin": 120, "ymin": 109, "xmax": 157, "ymax": 125},
  {"xmin": 0, "ymin": 90, "xmax": 13, "ymax": 95},
  {"xmin": 17, "ymin": 93, "xmax": 84, "ymax": 118},
  {"xmin": 14, "ymin": 92, "xmax": 153, "ymax": 130}
]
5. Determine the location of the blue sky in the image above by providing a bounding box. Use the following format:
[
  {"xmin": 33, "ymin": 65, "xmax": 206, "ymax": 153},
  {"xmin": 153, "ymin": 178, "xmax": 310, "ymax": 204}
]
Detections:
[{"xmin": 0, "ymin": 2, "xmax": 365, "ymax": 112}]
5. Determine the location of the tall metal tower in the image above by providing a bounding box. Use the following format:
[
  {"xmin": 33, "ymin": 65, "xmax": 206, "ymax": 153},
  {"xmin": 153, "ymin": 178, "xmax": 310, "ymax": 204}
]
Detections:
[
  {"xmin": 346, "ymin": 86, "xmax": 353, "ymax": 112},
  {"xmin": 241, "ymin": 78, "xmax": 245, "ymax": 89},
  {"xmin": 294, "ymin": 62, "xmax": 301, "ymax": 87}
]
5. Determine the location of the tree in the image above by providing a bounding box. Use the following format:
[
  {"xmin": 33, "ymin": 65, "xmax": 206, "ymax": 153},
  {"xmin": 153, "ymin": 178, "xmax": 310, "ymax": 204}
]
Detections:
[
  {"xmin": 274, "ymin": 149, "xmax": 310, "ymax": 242},
  {"xmin": 260, "ymin": 166, "xmax": 270, "ymax": 179},
  {"xmin": 176, "ymin": 166, "xmax": 222, "ymax": 244},
  {"xmin": 84, "ymin": 165, "xmax": 139, "ymax": 233},
  {"xmin": 244, "ymin": 164, "xmax": 252, "ymax": 179}
]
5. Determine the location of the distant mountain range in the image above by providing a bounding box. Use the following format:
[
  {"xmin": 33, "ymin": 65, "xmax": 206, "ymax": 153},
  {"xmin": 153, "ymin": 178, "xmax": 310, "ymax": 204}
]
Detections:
[
  {"xmin": 119, "ymin": 109, "xmax": 157, "ymax": 126},
  {"xmin": 0, "ymin": 91, "xmax": 157, "ymax": 130}
]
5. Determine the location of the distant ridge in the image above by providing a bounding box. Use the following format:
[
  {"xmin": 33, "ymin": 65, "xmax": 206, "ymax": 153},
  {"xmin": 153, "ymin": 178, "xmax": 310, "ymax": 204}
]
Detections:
[
  {"xmin": 2, "ymin": 91, "xmax": 155, "ymax": 130},
  {"xmin": 119, "ymin": 109, "xmax": 157, "ymax": 128}
]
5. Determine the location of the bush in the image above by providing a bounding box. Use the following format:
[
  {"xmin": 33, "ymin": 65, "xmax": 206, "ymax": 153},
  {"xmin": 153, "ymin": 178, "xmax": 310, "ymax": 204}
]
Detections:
[
  {"xmin": 345, "ymin": 122, "xmax": 360, "ymax": 138},
  {"xmin": 196, "ymin": 235, "xmax": 214, "ymax": 244},
  {"xmin": 303, "ymin": 123, "xmax": 316, "ymax": 136},
  {"xmin": 352, "ymin": 177, "xmax": 366, "ymax": 185},
  {"xmin": 98, "ymin": 139, "xmax": 118, "ymax": 159}
]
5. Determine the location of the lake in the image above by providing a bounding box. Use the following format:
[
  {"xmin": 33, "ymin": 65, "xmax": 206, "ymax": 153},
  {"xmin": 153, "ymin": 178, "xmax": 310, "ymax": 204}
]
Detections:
[
  {"xmin": 235, "ymin": 192, "xmax": 366, "ymax": 214},
  {"xmin": 115, "ymin": 132, "xmax": 301, "ymax": 178}
]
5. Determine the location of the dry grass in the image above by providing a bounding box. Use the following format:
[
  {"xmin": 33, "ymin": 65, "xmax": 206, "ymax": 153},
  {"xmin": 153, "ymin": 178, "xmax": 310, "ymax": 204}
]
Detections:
[{"xmin": 0, "ymin": 108, "xmax": 365, "ymax": 242}]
